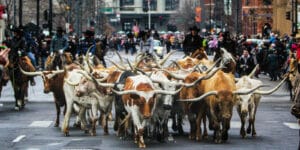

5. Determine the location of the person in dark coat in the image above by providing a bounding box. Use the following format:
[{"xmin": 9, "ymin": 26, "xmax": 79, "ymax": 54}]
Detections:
[
  {"xmin": 237, "ymin": 49, "xmax": 255, "ymax": 77},
  {"xmin": 10, "ymin": 27, "xmax": 35, "ymax": 85},
  {"xmin": 266, "ymin": 49, "xmax": 280, "ymax": 81},
  {"xmin": 183, "ymin": 25, "xmax": 203, "ymax": 56}
]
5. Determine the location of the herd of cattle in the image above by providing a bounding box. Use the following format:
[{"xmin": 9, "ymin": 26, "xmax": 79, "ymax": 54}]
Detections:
[{"xmin": 5, "ymin": 48, "xmax": 288, "ymax": 148}]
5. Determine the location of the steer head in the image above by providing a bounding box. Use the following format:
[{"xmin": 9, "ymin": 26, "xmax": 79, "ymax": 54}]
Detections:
[{"xmin": 113, "ymin": 75, "xmax": 181, "ymax": 119}]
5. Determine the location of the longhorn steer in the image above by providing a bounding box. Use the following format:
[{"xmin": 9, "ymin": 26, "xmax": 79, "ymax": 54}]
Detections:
[
  {"xmin": 113, "ymin": 74, "xmax": 180, "ymax": 148},
  {"xmin": 20, "ymin": 68, "xmax": 66, "ymax": 127},
  {"xmin": 74, "ymin": 72, "xmax": 114, "ymax": 136},
  {"xmin": 179, "ymin": 70, "xmax": 264, "ymax": 143},
  {"xmin": 235, "ymin": 76, "xmax": 287, "ymax": 138}
]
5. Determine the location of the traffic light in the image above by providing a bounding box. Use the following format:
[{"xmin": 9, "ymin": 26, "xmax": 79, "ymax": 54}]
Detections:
[
  {"xmin": 195, "ymin": 7, "xmax": 201, "ymax": 22},
  {"xmin": 286, "ymin": 11, "xmax": 291, "ymax": 20}
]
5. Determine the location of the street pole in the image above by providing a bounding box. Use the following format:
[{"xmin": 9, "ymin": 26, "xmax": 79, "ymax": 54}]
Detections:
[
  {"xmin": 76, "ymin": 0, "xmax": 80, "ymax": 36},
  {"xmin": 68, "ymin": 0, "xmax": 71, "ymax": 23},
  {"xmin": 37, "ymin": 0, "xmax": 40, "ymax": 35},
  {"xmin": 292, "ymin": 0, "xmax": 298, "ymax": 34},
  {"xmin": 209, "ymin": 0, "xmax": 211, "ymax": 33},
  {"xmin": 13, "ymin": 0, "xmax": 16, "ymax": 26},
  {"xmin": 49, "ymin": 0, "xmax": 53, "ymax": 36},
  {"xmin": 236, "ymin": 0, "xmax": 239, "ymax": 35},
  {"xmin": 18, "ymin": 0, "xmax": 22, "ymax": 27},
  {"xmin": 148, "ymin": 0, "xmax": 151, "ymax": 29}
]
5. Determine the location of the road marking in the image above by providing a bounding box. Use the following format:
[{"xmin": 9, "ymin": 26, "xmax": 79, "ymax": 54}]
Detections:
[
  {"xmin": 283, "ymin": 122, "xmax": 300, "ymax": 129},
  {"xmin": 0, "ymin": 103, "xmax": 3, "ymax": 107},
  {"xmin": 12, "ymin": 135, "xmax": 26, "ymax": 143},
  {"xmin": 48, "ymin": 142, "xmax": 62, "ymax": 146},
  {"xmin": 28, "ymin": 121, "xmax": 53, "ymax": 128},
  {"xmin": 26, "ymin": 148, "xmax": 40, "ymax": 150},
  {"xmin": 230, "ymin": 121, "xmax": 241, "ymax": 129}
]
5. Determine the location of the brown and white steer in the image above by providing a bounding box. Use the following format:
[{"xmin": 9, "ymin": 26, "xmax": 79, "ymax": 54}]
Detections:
[
  {"xmin": 74, "ymin": 72, "xmax": 114, "ymax": 136},
  {"xmin": 113, "ymin": 74, "xmax": 181, "ymax": 148}
]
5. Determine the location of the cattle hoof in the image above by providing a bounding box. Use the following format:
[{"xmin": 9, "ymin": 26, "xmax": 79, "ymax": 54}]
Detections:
[
  {"xmin": 178, "ymin": 126, "xmax": 184, "ymax": 135},
  {"xmin": 90, "ymin": 132, "xmax": 96, "ymax": 136},
  {"xmin": 139, "ymin": 142, "xmax": 146, "ymax": 148},
  {"xmin": 104, "ymin": 131, "xmax": 109, "ymax": 135},
  {"xmin": 246, "ymin": 128, "xmax": 251, "ymax": 134},
  {"xmin": 172, "ymin": 124, "xmax": 178, "ymax": 131},
  {"xmin": 214, "ymin": 139, "xmax": 222, "ymax": 144},
  {"xmin": 188, "ymin": 135, "xmax": 195, "ymax": 140},
  {"xmin": 202, "ymin": 134, "xmax": 208, "ymax": 140},
  {"xmin": 14, "ymin": 106, "xmax": 20, "ymax": 111},
  {"xmin": 64, "ymin": 132, "xmax": 70, "ymax": 137},
  {"xmin": 222, "ymin": 132, "xmax": 228, "ymax": 141},
  {"xmin": 196, "ymin": 136, "xmax": 202, "ymax": 141},
  {"xmin": 54, "ymin": 123, "xmax": 59, "ymax": 127},
  {"xmin": 252, "ymin": 132, "xmax": 257, "ymax": 137},
  {"xmin": 240, "ymin": 130, "xmax": 246, "ymax": 138}
]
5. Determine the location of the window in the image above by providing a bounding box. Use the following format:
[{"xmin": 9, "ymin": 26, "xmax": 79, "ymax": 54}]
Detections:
[
  {"xmin": 143, "ymin": 0, "xmax": 157, "ymax": 11},
  {"xmin": 165, "ymin": 0, "xmax": 179, "ymax": 11},
  {"xmin": 262, "ymin": 0, "xmax": 272, "ymax": 5},
  {"xmin": 120, "ymin": 0, "xmax": 134, "ymax": 11},
  {"xmin": 245, "ymin": 0, "xmax": 250, "ymax": 6}
]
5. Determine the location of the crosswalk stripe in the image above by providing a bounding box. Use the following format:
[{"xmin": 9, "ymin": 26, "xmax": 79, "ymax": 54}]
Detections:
[
  {"xmin": 12, "ymin": 135, "xmax": 26, "ymax": 143},
  {"xmin": 283, "ymin": 122, "xmax": 300, "ymax": 129},
  {"xmin": 28, "ymin": 121, "xmax": 53, "ymax": 128}
]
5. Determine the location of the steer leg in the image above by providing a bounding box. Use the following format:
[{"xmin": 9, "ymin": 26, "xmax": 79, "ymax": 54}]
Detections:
[
  {"xmin": 188, "ymin": 113, "xmax": 196, "ymax": 140},
  {"xmin": 248, "ymin": 102, "xmax": 258, "ymax": 137},
  {"xmin": 138, "ymin": 128, "xmax": 146, "ymax": 148},
  {"xmin": 61, "ymin": 99, "xmax": 73, "ymax": 136},
  {"xmin": 202, "ymin": 116, "xmax": 208, "ymax": 139},
  {"xmin": 54, "ymin": 102, "xmax": 60, "ymax": 127},
  {"xmin": 237, "ymin": 105, "xmax": 246, "ymax": 138},
  {"xmin": 100, "ymin": 112, "xmax": 109, "ymax": 135},
  {"xmin": 195, "ymin": 113, "xmax": 202, "ymax": 141}
]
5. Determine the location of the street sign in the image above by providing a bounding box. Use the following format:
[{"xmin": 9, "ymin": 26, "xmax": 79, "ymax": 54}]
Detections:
[{"xmin": 100, "ymin": 7, "xmax": 113, "ymax": 13}]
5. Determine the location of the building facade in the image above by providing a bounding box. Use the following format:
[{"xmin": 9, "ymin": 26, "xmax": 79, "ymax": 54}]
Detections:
[{"xmin": 103, "ymin": 0, "xmax": 192, "ymax": 32}]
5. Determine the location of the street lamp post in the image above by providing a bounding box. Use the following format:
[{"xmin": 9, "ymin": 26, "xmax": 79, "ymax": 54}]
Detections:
[
  {"xmin": 49, "ymin": 0, "xmax": 53, "ymax": 36},
  {"xmin": 19, "ymin": 0, "xmax": 22, "ymax": 26},
  {"xmin": 148, "ymin": 0, "xmax": 151, "ymax": 29}
]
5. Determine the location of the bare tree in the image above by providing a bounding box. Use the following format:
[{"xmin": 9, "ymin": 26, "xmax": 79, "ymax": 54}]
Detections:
[{"xmin": 170, "ymin": 1, "xmax": 196, "ymax": 32}]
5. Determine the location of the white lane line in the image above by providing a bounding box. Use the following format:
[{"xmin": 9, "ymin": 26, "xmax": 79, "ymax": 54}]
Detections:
[
  {"xmin": 12, "ymin": 135, "xmax": 26, "ymax": 143},
  {"xmin": 28, "ymin": 121, "xmax": 53, "ymax": 128},
  {"xmin": 230, "ymin": 121, "xmax": 241, "ymax": 129},
  {"xmin": 283, "ymin": 122, "xmax": 300, "ymax": 130}
]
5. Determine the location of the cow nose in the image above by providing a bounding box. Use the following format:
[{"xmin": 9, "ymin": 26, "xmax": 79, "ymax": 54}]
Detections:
[
  {"xmin": 143, "ymin": 114, "xmax": 151, "ymax": 119},
  {"xmin": 163, "ymin": 104, "xmax": 172, "ymax": 110}
]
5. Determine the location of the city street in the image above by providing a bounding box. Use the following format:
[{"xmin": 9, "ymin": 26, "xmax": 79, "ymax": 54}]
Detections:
[{"xmin": 0, "ymin": 51, "xmax": 299, "ymax": 150}]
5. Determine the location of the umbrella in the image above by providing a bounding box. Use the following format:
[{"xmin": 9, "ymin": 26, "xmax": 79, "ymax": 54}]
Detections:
[{"xmin": 167, "ymin": 31, "xmax": 173, "ymax": 34}]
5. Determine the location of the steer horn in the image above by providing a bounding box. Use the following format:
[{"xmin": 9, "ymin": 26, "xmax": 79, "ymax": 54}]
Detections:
[
  {"xmin": 183, "ymin": 67, "xmax": 222, "ymax": 87},
  {"xmin": 106, "ymin": 59, "xmax": 127, "ymax": 71},
  {"xmin": 160, "ymin": 69, "xmax": 186, "ymax": 80},
  {"xmin": 159, "ymin": 51, "xmax": 176, "ymax": 66},
  {"xmin": 64, "ymin": 79, "xmax": 79, "ymax": 86},
  {"xmin": 19, "ymin": 67, "xmax": 43, "ymax": 76},
  {"xmin": 177, "ymin": 91, "xmax": 218, "ymax": 102},
  {"xmin": 248, "ymin": 64, "xmax": 259, "ymax": 78},
  {"xmin": 253, "ymin": 76, "xmax": 287, "ymax": 95},
  {"xmin": 233, "ymin": 84, "xmax": 268, "ymax": 95}
]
